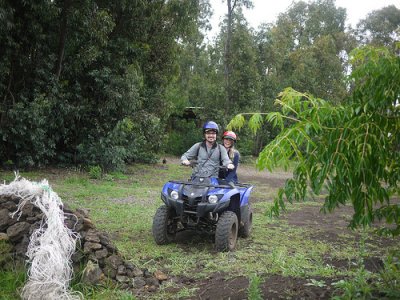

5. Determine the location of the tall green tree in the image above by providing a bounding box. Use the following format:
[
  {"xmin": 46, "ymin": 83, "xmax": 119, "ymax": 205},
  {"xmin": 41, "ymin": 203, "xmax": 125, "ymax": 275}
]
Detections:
[
  {"xmin": 256, "ymin": 0, "xmax": 350, "ymax": 104},
  {"xmin": 355, "ymin": 5, "xmax": 400, "ymax": 49},
  {"xmin": 223, "ymin": 0, "xmax": 253, "ymax": 115},
  {"xmin": 219, "ymin": 9, "xmax": 260, "ymax": 115}
]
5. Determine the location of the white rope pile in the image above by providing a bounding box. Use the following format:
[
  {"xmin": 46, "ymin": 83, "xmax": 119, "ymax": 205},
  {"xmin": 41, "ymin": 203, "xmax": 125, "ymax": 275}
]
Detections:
[{"xmin": 0, "ymin": 176, "xmax": 81, "ymax": 300}]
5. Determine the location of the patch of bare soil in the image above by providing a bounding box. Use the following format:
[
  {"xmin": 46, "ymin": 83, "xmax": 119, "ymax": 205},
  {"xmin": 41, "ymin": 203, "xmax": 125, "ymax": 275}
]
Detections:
[
  {"xmin": 187, "ymin": 273, "xmax": 338, "ymax": 300},
  {"xmin": 237, "ymin": 166, "xmax": 291, "ymax": 188}
]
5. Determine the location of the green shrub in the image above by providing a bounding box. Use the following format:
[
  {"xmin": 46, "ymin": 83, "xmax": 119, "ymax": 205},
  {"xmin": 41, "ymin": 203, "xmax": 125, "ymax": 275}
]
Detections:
[
  {"xmin": 88, "ymin": 165, "xmax": 102, "ymax": 179},
  {"xmin": 164, "ymin": 120, "xmax": 202, "ymax": 156}
]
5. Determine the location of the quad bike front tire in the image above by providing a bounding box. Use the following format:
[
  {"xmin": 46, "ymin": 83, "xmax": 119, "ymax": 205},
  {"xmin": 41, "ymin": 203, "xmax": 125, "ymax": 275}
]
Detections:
[
  {"xmin": 215, "ymin": 211, "xmax": 238, "ymax": 252},
  {"xmin": 152, "ymin": 205, "xmax": 177, "ymax": 245},
  {"xmin": 239, "ymin": 206, "xmax": 253, "ymax": 238}
]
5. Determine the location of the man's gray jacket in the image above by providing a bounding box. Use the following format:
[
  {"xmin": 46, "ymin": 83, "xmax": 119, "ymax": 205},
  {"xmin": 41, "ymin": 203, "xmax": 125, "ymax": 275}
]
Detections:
[{"xmin": 181, "ymin": 141, "xmax": 232, "ymax": 178}]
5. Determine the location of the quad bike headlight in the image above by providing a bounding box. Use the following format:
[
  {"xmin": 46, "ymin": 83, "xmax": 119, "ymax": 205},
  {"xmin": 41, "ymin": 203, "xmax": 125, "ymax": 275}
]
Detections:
[
  {"xmin": 208, "ymin": 194, "xmax": 218, "ymax": 204},
  {"xmin": 170, "ymin": 190, "xmax": 179, "ymax": 200}
]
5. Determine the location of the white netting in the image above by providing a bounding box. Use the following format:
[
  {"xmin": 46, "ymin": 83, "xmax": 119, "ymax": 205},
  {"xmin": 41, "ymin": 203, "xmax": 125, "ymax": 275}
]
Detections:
[{"xmin": 0, "ymin": 175, "xmax": 81, "ymax": 300}]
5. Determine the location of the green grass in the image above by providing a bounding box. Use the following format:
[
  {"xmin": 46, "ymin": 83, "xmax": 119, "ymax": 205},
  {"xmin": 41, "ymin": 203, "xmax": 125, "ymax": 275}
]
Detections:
[
  {"xmin": 0, "ymin": 269, "xmax": 26, "ymax": 299},
  {"xmin": 1, "ymin": 159, "xmax": 399, "ymax": 299}
]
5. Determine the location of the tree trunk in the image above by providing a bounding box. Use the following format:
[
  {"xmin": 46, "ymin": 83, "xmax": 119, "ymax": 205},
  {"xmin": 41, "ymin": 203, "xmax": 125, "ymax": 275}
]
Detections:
[
  {"xmin": 224, "ymin": 0, "xmax": 235, "ymax": 116},
  {"xmin": 54, "ymin": 0, "xmax": 71, "ymax": 79}
]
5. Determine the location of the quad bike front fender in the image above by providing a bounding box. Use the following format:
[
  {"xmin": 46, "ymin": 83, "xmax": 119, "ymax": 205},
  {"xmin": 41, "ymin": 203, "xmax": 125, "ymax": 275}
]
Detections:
[{"xmin": 239, "ymin": 185, "xmax": 254, "ymax": 206}]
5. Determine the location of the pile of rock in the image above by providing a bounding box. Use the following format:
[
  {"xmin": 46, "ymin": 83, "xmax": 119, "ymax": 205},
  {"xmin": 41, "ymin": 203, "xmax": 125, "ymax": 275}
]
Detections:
[{"xmin": 0, "ymin": 194, "xmax": 168, "ymax": 295}]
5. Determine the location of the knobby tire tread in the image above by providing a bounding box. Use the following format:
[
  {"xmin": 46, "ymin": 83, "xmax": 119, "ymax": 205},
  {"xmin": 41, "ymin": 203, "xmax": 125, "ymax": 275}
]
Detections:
[
  {"xmin": 215, "ymin": 211, "xmax": 238, "ymax": 252},
  {"xmin": 152, "ymin": 205, "xmax": 174, "ymax": 245}
]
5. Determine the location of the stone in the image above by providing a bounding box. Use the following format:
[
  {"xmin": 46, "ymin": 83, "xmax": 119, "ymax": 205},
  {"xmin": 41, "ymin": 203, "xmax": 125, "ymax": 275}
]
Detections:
[
  {"xmin": 82, "ymin": 218, "xmax": 94, "ymax": 230},
  {"xmin": 0, "ymin": 232, "xmax": 9, "ymax": 241},
  {"xmin": 14, "ymin": 235, "xmax": 30, "ymax": 256},
  {"xmin": 95, "ymin": 248, "xmax": 108, "ymax": 260},
  {"xmin": 76, "ymin": 208, "xmax": 89, "ymax": 218},
  {"xmin": 145, "ymin": 277, "xmax": 160, "ymax": 287},
  {"xmin": 0, "ymin": 196, "xmax": 8, "ymax": 204},
  {"xmin": 120, "ymin": 283, "xmax": 130, "ymax": 289},
  {"xmin": 64, "ymin": 218, "xmax": 80, "ymax": 231},
  {"xmin": 26, "ymin": 216, "xmax": 39, "ymax": 223},
  {"xmin": 85, "ymin": 229, "xmax": 101, "ymax": 243},
  {"xmin": 147, "ymin": 285, "xmax": 158, "ymax": 292},
  {"xmin": 3, "ymin": 201, "xmax": 18, "ymax": 211},
  {"xmin": 0, "ymin": 209, "xmax": 12, "ymax": 230},
  {"xmin": 105, "ymin": 243, "xmax": 117, "ymax": 253},
  {"xmin": 126, "ymin": 269, "xmax": 134, "ymax": 277},
  {"xmin": 105, "ymin": 254, "xmax": 123, "ymax": 270},
  {"xmin": 98, "ymin": 232, "xmax": 111, "ymax": 244},
  {"xmin": 132, "ymin": 267, "xmax": 144, "ymax": 277},
  {"xmin": 132, "ymin": 277, "xmax": 146, "ymax": 288},
  {"xmin": 143, "ymin": 268, "xmax": 152, "ymax": 278},
  {"xmin": 6, "ymin": 221, "xmax": 30, "ymax": 241},
  {"xmin": 116, "ymin": 275, "xmax": 130, "ymax": 283},
  {"xmin": 154, "ymin": 270, "xmax": 168, "ymax": 281},
  {"xmin": 103, "ymin": 265, "xmax": 117, "ymax": 279},
  {"xmin": 28, "ymin": 222, "xmax": 41, "ymax": 235},
  {"xmin": 125, "ymin": 261, "xmax": 136, "ymax": 270},
  {"xmin": 71, "ymin": 249, "xmax": 85, "ymax": 263},
  {"xmin": 82, "ymin": 260, "xmax": 104, "ymax": 285},
  {"xmin": 83, "ymin": 242, "xmax": 102, "ymax": 253},
  {"xmin": 117, "ymin": 264, "xmax": 126, "ymax": 275},
  {"xmin": 19, "ymin": 202, "xmax": 35, "ymax": 217}
]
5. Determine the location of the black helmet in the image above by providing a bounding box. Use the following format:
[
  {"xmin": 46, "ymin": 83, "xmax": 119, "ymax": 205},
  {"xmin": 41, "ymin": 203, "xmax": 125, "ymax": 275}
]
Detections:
[{"xmin": 203, "ymin": 121, "xmax": 219, "ymax": 133}]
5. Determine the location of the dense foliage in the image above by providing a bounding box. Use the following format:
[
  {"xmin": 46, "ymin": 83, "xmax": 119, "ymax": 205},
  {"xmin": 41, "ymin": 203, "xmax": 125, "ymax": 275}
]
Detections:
[
  {"xmin": 0, "ymin": 0, "xmax": 203, "ymax": 169},
  {"xmin": 228, "ymin": 46, "xmax": 400, "ymax": 234}
]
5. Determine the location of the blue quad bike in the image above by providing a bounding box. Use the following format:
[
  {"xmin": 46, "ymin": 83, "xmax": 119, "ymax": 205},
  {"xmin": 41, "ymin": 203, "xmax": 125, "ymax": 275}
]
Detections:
[{"xmin": 152, "ymin": 174, "xmax": 254, "ymax": 251}]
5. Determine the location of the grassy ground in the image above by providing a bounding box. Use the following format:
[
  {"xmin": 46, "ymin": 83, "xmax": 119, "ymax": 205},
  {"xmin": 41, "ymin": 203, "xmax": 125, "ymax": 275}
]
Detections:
[{"xmin": 1, "ymin": 158, "xmax": 399, "ymax": 299}]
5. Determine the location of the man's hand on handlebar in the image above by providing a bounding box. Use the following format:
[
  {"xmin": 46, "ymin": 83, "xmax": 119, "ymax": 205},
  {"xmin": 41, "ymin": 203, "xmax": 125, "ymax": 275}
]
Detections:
[
  {"xmin": 181, "ymin": 159, "xmax": 191, "ymax": 166},
  {"xmin": 227, "ymin": 163, "xmax": 234, "ymax": 170}
]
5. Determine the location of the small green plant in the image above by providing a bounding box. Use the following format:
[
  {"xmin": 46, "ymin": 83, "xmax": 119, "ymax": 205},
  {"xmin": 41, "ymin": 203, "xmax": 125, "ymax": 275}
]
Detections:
[
  {"xmin": 247, "ymin": 273, "xmax": 264, "ymax": 300},
  {"xmin": 305, "ymin": 278, "xmax": 326, "ymax": 288},
  {"xmin": 88, "ymin": 165, "xmax": 102, "ymax": 179},
  {"xmin": 331, "ymin": 231, "xmax": 373, "ymax": 299},
  {"xmin": 378, "ymin": 250, "xmax": 400, "ymax": 298}
]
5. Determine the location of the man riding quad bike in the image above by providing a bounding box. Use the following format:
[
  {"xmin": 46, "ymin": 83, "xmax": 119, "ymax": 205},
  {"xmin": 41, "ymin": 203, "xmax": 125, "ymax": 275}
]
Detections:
[{"xmin": 152, "ymin": 121, "xmax": 253, "ymax": 251}]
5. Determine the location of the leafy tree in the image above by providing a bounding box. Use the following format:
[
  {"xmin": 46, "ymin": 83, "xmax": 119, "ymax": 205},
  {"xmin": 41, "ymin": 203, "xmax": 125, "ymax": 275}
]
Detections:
[
  {"xmin": 228, "ymin": 46, "xmax": 400, "ymax": 234},
  {"xmin": 256, "ymin": 0, "xmax": 350, "ymax": 104},
  {"xmin": 355, "ymin": 5, "xmax": 400, "ymax": 49},
  {"xmin": 218, "ymin": 10, "xmax": 260, "ymax": 115},
  {"xmin": 222, "ymin": 0, "xmax": 253, "ymax": 115},
  {"xmin": 171, "ymin": 3, "xmax": 260, "ymax": 128}
]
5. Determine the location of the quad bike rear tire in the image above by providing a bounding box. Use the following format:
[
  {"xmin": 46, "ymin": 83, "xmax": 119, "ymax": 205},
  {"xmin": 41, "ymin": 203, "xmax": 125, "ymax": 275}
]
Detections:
[
  {"xmin": 215, "ymin": 211, "xmax": 238, "ymax": 252},
  {"xmin": 239, "ymin": 206, "xmax": 253, "ymax": 238},
  {"xmin": 152, "ymin": 205, "xmax": 177, "ymax": 245}
]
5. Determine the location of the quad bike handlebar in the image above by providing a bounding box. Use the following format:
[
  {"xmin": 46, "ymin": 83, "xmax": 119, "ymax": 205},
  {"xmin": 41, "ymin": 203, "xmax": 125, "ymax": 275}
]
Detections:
[{"xmin": 181, "ymin": 160, "xmax": 232, "ymax": 170}]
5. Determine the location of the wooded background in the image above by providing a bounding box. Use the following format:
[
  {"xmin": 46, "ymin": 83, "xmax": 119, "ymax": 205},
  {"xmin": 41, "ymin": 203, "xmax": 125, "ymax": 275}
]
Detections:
[{"xmin": 1, "ymin": 0, "xmax": 399, "ymax": 170}]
